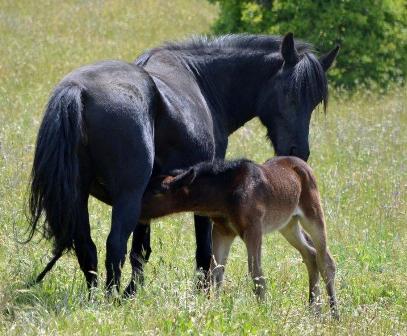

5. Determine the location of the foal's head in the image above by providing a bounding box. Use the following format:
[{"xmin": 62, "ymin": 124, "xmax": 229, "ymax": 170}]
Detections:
[
  {"xmin": 258, "ymin": 33, "xmax": 339, "ymax": 161},
  {"xmin": 148, "ymin": 160, "xmax": 252, "ymax": 195},
  {"xmin": 142, "ymin": 160, "xmax": 253, "ymax": 218}
]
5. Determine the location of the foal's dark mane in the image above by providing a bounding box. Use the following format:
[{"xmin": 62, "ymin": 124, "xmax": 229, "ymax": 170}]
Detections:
[
  {"xmin": 135, "ymin": 34, "xmax": 329, "ymax": 112},
  {"xmin": 184, "ymin": 159, "xmax": 253, "ymax": 178}
]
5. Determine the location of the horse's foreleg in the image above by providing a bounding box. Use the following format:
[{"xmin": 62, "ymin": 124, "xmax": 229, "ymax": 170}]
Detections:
[
  {"xmin": 123, "ymin": 223, "xmax": 152, "ymax": 297},
  {"xmin": 194, "ymin": 215, "xmax": 213, "ymax": 289}
]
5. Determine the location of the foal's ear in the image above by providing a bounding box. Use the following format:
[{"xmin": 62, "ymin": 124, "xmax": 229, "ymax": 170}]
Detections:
[
  {"xmin": 319, "ymin": 45, "xmax": 340, "ymax": 72},
  {"xmin": 281, "ymin": 32, "xmax": 299, "ymax": 66},
  {"xmin": 162, "ymin": 168, "xmax": 196, "ymax": 191}
]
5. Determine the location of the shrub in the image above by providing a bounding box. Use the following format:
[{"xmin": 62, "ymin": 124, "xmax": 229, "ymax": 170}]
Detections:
[{"xmin": 209, "ymin": 0, "xmax": 406, "ymax": 88}]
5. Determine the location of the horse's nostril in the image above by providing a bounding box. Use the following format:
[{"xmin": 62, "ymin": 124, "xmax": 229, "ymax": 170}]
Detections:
[{"xmin": 289, "ymin": 146, "xmax": 309, "ymax": 161}]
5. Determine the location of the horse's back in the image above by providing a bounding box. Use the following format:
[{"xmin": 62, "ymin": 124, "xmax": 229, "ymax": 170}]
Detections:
[{"xmin": 60, "ymin": 60, "xmax": 157, "ymax": 108}]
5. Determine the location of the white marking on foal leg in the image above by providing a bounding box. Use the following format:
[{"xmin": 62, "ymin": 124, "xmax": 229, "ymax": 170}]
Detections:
[
  {"xmin": 293, "ymin": 206, "xmax": 304, "ymax": 217},
  {"xmin": 211, "ymin": 225, "xmax": 235, "ymax": 291}
]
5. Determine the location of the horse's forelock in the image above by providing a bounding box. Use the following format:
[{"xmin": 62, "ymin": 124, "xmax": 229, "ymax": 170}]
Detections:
[{"xmin": 291, "ymin": 53, "xmax": 328, "ymax": 112}]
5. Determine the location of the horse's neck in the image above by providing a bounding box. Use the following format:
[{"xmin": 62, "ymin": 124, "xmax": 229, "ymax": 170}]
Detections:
[{"xmin": 192, "ymin": 54, "xmax": 277, "ymax": 133}]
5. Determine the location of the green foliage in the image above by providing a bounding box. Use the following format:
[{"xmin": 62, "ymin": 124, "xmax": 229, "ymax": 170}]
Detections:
[{"xmin": 209, "ymin": 0, "xmax": 407, "ymax": 88}]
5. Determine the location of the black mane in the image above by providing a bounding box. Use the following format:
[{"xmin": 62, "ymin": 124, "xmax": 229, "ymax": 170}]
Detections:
[
  {"xmin": 135, "ymin": 34, "xmax": 312, "ymax": 65},
  {"xmin": 136, "ymin": 34, "xmax": 328, "ymax": 111}
]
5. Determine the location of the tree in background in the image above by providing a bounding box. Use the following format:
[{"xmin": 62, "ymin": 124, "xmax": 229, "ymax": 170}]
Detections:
[{"xmin": 209, "ymin": 0, "xmax": 406, "ymax": 88}]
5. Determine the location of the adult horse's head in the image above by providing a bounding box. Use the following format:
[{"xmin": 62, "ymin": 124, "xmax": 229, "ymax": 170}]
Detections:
[{"xmin": 258, "ymin": 33, "xmax": 339, "ymax": 161}]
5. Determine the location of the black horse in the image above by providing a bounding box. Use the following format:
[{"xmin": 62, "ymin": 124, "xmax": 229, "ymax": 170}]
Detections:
[{"xmin": 28, "ymin": 33, "xmax": 338, "ymax": 296}]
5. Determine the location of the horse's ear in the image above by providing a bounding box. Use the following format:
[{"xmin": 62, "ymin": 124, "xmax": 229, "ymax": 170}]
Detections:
[
  {"xmin": 162, "ymin": 168, "xmax": 196, "ymax": 191},
  {"xmin": 319, "ymin": 45, "xmax": 340, "ymax": 72},
  {"xmin": 281, "ymin": 32, "xmax": 299, "ymax": 66}
]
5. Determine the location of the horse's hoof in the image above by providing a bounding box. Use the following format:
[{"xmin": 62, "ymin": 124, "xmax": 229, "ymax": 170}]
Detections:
[
  {"xmin": 105, "ymin": 285, "xmax": 121, "ymax": 303},
  {"xmin": 123, "ymin": 283, "xmax": 137, "ymax": 298},
  {"xmin": 331, "ymin": 309, "xmax": 340, "ymax": 321},
  {"xmin": 309, "ymin": 302, "xmax": 322, "ymax": 316},
  {"xmin": 195, "ymin": 270, "xmax": 210, "ymax": 292},
  {"xmin": 123, "ymin": 273, "xmax": 145, "ymax": 298}
]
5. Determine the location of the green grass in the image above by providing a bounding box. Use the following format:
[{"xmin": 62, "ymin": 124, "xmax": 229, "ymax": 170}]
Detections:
[{"xmin": 0, "ymin": 1, "xmax": 406, "ymax": 334}]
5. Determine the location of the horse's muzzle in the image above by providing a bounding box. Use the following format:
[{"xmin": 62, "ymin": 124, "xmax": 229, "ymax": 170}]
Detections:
[{"xmin": 289, "ymin": 146, "xmax": 310, "ymax": 162}]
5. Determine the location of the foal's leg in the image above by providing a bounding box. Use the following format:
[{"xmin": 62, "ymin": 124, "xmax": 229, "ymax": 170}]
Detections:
[
  {"xmin": 123, "ymin": 224, "xmax": 152, "ymax": 297},
  {"xmin": 74, "ymin": 194, "xmax": 98, "ymax": 291},
  {"xmin": 194, "ymin": 215, "xmax": 213, "ymax": 288},
  {"xmin": 279, "ymin": 219, "xmax": 320, "ymax": 308},
  {"xmin": 210, "ymin": 221, "xmax": 235, "ymax": 290},
  {"xmin": 300, "ymin": 215, "xmax": 338, "ymax": 319},
  {"xmin": 243, "ymin": 225, "xmax": 265, "ymax": 300}
]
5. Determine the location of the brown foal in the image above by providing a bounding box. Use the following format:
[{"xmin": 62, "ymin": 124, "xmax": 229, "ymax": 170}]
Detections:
[{"xmin": 141, "ymin": 156, "xmax": 338, "ymax": 318}]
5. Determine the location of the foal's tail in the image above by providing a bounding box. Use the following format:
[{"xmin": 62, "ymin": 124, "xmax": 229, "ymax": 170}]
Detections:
[{"xmin": 27, "ymin": 83, "xmax": 85, "ymax": 254}]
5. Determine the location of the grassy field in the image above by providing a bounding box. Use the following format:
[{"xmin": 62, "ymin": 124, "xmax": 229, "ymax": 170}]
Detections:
[{"xmin": 0, "ymin": 0, "xmax": 406, "ymax": 334}]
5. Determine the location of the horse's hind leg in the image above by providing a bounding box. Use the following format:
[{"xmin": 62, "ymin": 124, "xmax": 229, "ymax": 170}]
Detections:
[
  {"xmin": 31, "ymin": 194, "xmax": 97, "ymax": 291},
  {"xmin": 74, "ymin": 193, "xmax": 98, "ymax": 291},
  {"xmin": 72, "ymin": 155, "xmax": 98, "ymax": 292},
  {"xmin": 299, "ymin": 214, "xmax": 338, "ymax": 319},
  {"xmin": 105, "ymin": 186, "xmax": 149, "ymax": 294},
  {"xmin": 279, "ymin": 219, "xmax": 320, "ymax": 308},
  {"xmin": 104, "ymin": 149, "xmax": 153, "ymax": 294},
  {"xmin": 123, "ymin": 224, "xmax": 152, "ymax": 297}
]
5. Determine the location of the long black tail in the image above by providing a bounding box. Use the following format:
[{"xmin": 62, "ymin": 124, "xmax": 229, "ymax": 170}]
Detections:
[
  {"xmin": 28, "ymin": 83, "xmax": 85, "ymax": 253},
  {"xmin": 29, "ymin": 250, "xmax": 63, "ymax": 286}
]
